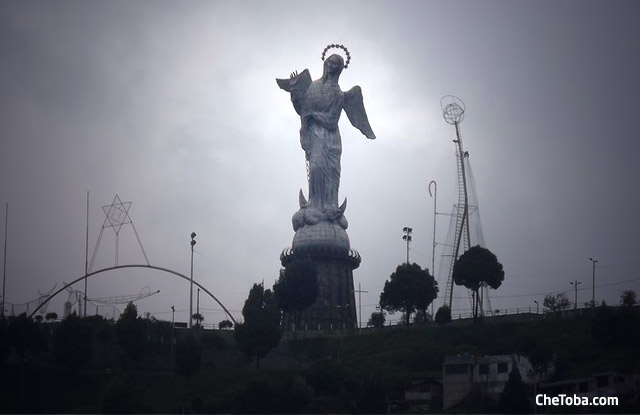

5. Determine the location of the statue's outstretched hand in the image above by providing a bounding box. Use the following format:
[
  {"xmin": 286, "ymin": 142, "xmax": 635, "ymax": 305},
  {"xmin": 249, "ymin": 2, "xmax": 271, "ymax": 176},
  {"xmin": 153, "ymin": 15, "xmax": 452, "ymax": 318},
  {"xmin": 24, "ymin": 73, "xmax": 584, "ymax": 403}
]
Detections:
[{"xmin": 290, "ymin": 70, "xmax": 299, "ymax": 79}]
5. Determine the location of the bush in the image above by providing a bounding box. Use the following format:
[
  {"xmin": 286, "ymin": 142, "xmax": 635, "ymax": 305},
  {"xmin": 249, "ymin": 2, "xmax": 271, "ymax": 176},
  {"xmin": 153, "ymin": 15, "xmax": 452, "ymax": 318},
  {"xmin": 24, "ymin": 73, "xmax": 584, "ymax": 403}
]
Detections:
[{"xmin": 435, "ymin": 305, "xmax": 451, "ymax": 325}]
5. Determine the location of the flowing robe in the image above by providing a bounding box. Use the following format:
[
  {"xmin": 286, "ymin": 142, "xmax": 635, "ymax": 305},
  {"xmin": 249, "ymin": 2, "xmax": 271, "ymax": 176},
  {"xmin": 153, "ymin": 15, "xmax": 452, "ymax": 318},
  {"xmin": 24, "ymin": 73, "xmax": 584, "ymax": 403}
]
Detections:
[{"xmin": 298, "ymin": 78, "xmax": 344, "ymax": 210}]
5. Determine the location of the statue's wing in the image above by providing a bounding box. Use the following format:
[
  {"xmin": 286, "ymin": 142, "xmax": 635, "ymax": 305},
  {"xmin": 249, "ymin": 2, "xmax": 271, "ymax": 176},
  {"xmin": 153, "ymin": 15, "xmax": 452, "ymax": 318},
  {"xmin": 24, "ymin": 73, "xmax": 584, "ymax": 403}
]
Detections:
[
  {"xmin": 276, "ymin": 69, "xmax": 312, "ymax": 115},
  {"xmin": 343, "ymin": 86, "xmax": 376, "ymax": 139}
]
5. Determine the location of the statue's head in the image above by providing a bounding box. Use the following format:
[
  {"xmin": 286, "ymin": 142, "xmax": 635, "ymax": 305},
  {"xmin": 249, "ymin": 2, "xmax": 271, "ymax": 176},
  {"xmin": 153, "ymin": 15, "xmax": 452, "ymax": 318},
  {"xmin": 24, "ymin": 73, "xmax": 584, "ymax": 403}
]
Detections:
[{"xmin": 322, "ymin": 53, "xmax": 344, "ymax": 80}]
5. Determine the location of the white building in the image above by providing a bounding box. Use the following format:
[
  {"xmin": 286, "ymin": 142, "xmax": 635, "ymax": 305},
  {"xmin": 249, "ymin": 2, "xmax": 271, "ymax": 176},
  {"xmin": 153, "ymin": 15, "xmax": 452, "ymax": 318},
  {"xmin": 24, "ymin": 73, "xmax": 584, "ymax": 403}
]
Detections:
[{"xmin": 443, "ymin": 354, "xmax": 537, "ymax": 409}]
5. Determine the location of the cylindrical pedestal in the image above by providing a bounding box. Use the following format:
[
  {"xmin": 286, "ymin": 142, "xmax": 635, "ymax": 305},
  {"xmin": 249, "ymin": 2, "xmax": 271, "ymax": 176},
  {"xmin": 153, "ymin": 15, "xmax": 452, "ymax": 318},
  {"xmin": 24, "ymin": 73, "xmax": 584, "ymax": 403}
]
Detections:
[{"xmin": 280, "ymin": 245, "xmax": 360, "ymax": 330}]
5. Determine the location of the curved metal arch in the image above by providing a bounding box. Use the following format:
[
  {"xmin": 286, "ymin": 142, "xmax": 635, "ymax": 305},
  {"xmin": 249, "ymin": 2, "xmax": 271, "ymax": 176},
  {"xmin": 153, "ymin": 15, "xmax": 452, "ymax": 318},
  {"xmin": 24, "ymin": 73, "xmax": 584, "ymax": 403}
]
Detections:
[{"xmin": 29, "ymin": 264, "xmax": 237, "ymax": 324}]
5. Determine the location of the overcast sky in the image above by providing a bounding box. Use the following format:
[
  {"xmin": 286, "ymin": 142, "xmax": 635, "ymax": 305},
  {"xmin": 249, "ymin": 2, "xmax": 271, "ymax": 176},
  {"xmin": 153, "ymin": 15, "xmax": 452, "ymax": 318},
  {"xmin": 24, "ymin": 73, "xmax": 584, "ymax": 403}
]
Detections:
[{"xmin": 1, "ymin": 0, "xmax": 639, "ymax": 325}]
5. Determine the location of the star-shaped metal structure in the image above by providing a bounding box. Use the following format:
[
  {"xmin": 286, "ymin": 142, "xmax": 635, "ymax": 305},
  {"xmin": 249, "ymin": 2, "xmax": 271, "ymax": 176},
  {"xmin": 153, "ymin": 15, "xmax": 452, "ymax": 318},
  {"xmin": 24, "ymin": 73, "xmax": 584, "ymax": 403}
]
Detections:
[
  {"xmin": 89, "ymin": 194, "xmax": 150, "ymax": 271},
  {"xmin": 102, "ymin": 194, "xmax": 132, "ymax": 235}
]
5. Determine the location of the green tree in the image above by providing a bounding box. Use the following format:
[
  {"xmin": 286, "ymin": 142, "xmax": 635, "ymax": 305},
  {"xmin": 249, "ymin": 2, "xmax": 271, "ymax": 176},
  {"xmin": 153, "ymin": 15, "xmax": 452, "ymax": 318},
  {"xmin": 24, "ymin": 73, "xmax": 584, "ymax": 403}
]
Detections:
[
  {"xmin": 379, "ymin": 263, "xmax": 438, "ymax": 326},
  {"xmin": 115, "ymin": 302, "xmax": 145, "ymax": 366},
  {"xmin": 53, "ymin": 313, "xmax": 92, "ymax": 370},
  {"xmin": 218, "ymin": 319, "xmax": 233, "ymax": 330},
  {"xmin": 45, "ymin": 312, "xmax": 58, "ymax": 322},
  {"xmin": 620, "ymin": 290, "xmax": 637, "ymax": 306},
  {"xmin": 528, "ymin": 342, "xmax": 554, "ymax": 380},
  {"xmin": 192, "ymin": 313, "xmax": 204, "ymax": 328},
  {"xmin": 0, "ymin": 316, "xmax": 9, "ymax": 363},
  {"xmin": 367, "ymin": 311, "xmax": 385, "ymax": 328},
  {"xmin": 273, "ymin": 259, "xmax": 318, "ymax": 331},
  {"xmin": 413, "ymin": 309, "xmax": 431, "ymax": 325},
  {"xmin": 234, "ymin": 283, "xmax": 281, "ymax": 368},
  {"xmin": 7, "ymin": 313, "xmax": 47, "ymax": 410},
  {"xmin": 499, "ymin": 363, "xmax": 530, "ymax": 414},
  {"xmin": 435, "ymin": 305, "xmax": 452, "ymax": 325},
  {"xmin": 175, "ymin": 332, "xmax": 203, "ymax": 378},
  {"xmin": 7, "ymin": 313, "xmax": 47, "ymax": 362},
  {"xmin": 543, "ymin": 293, "xmax": 571, "ymax": 314},
  {"xmin": 453, "ymin": 245, "xmax": 504, "ymax": 320}
]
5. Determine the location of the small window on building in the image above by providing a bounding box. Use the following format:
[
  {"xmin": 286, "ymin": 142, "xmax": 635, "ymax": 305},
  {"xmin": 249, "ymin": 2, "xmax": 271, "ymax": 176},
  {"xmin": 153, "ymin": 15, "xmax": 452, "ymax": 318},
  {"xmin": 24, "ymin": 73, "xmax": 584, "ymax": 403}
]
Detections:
[
  {"xmin": 497, "ymin": 362, "xmax": 509, "ymax": 373},
  {"xmin": 597, "ymin": 376, "xmax": 609, "ymax": 388},
  {"xmin": 479, "ymin": 364, "xmax": 489, "ymax": 375},
  {"xmin": 445, "ymin": 364, "xmax": 469, "ymax": 375}
]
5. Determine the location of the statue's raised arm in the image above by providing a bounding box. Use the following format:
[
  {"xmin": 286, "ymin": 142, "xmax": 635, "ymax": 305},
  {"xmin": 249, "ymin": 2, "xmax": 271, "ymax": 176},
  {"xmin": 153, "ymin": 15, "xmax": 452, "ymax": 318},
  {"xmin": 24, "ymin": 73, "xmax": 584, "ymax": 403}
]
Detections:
[
  {"xmin": 276, "ymin": 69, "xmax": 312, "ymax": 116},
  {"xmin": 275, "ymin": 44, "xmax": 375, "ymax": 232}
]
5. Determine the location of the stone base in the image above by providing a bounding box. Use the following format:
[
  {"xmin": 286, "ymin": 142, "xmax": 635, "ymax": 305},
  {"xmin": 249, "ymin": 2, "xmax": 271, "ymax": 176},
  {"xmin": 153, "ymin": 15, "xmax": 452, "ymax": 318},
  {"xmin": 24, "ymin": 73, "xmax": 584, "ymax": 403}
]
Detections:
[{"xmin": 280, "ymin": 245, "xmax": 360, "ymax": 330}]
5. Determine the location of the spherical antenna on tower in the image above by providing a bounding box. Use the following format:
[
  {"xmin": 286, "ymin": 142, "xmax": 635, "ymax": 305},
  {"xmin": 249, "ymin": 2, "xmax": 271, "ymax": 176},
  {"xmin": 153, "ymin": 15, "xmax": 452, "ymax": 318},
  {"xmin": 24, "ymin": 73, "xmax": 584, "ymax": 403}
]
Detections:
[{"xmin": 440, "ymin": 95, "xmax": 465, "ymax": 125}]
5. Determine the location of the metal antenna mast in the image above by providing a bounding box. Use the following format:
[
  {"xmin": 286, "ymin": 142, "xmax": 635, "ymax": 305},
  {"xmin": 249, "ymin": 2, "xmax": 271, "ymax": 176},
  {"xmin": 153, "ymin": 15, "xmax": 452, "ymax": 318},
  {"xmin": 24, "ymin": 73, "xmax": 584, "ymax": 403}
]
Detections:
[
  {"xmin": 441, "ymin": 96, "xmax": 470, "ymax": 311},
  {"xmin": 439, "ymin": 96, "xmax": 491, "ymax": 316}
]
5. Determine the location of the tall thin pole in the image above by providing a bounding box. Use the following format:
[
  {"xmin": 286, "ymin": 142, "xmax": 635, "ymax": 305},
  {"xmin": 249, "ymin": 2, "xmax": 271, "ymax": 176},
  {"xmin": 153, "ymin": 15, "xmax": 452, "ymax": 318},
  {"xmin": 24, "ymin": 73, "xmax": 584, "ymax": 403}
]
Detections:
[
  {"xmin": 2, "ymin": 203, "xmax": 7, "ymax": 317},
  {"xmin": 84, "ymin": 191, "xmax": 89, "ymax": 317},
  {"xmin": 570, "ymin": 280, "xmax": 581, "ymax": 310},
  {"xmin": 589, "ymin": 257, "xmax": 598, "ymax": 307},
  {"xmin": 353, "ymin": 282, "xmax": 367, "ymax": 329},
  {"xmin": 429, "ymin": 180, "xmax": 437, "ymax": 316},
  {"xmin": 170, "ymin": 305, "xmax": 175, "ymax": 373},
  {"xmin": 428, "ymin": 181, "xmax": 437, "ymax": 278},
  {"xmin": 189, "ymin": 232, "xmax": 196, "ymax": 328},
  {"xmin": 197, "ymin": 287, "xmax": 200, "ymax": 327}
]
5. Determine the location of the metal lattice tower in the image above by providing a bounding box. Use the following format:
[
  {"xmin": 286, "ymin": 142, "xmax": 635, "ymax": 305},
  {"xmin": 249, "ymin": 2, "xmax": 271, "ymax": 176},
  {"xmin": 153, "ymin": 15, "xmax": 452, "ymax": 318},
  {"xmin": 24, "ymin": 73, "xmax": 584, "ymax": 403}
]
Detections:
[
  {"xmin": 63, "ymin": 282, "xmax": 159, "ymax": 317},
  {"xmin": 89, "ymin": 194, "xmax": 150, "ymax": 272},
  {"xmin": 440, "ymin": 96, "xmax": 491, "ymax": 315}
]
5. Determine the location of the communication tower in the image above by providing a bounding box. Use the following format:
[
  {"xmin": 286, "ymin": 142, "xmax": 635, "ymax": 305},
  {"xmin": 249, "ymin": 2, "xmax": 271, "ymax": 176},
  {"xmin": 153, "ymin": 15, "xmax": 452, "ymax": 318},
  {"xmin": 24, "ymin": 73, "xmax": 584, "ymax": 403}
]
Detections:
[{"xmin": 439, "ymin": 96, "xmax": 490, "ymax": 316}]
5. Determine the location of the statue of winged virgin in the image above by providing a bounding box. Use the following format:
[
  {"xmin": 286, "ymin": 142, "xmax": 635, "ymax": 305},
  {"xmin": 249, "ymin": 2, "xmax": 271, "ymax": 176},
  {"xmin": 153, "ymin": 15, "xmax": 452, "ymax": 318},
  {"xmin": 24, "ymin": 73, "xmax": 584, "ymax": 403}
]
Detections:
[{"xmin": 277, "ymin": 45, "xmax": 375, "ymax": 231}]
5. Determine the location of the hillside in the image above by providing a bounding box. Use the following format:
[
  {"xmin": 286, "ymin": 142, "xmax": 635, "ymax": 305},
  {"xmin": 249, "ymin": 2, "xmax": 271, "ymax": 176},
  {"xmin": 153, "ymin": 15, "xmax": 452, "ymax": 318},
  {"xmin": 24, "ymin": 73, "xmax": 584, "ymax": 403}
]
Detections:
[{"xmin": 1, "ymin": 306, "xmax": 638, "ymax": 413}]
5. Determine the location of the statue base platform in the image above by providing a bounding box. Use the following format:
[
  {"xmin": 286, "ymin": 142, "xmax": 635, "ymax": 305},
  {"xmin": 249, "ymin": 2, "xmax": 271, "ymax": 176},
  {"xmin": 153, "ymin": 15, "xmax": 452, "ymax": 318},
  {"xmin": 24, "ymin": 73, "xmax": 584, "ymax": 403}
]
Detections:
[{"xmin": 280, "ymin": 221, "xmax": 360, "ymax": 331}]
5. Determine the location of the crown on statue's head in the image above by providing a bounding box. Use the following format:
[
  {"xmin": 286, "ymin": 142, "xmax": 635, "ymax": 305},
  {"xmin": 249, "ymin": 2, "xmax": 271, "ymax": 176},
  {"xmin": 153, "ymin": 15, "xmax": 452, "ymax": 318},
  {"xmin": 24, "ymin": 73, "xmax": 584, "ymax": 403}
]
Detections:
[{"xmin": 321, "ymin": 44, "xmax": 351, "ymax": 69}]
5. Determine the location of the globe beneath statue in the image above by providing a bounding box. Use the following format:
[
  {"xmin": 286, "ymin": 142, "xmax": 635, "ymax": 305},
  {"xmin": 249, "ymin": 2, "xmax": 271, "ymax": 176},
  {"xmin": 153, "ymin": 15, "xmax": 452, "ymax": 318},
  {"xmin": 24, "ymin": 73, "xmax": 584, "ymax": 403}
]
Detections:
[{"xmin": 292, "ymin": 221, "xmax": 351, "ymax": 254}]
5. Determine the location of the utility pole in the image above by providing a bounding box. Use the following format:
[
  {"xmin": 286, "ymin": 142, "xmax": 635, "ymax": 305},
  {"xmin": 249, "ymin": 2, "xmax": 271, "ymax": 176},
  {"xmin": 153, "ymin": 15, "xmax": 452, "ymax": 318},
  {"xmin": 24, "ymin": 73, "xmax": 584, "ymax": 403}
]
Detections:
[
  {"xmin": 353, "ymin": 283, "xmax": 368, "ymax": 329},
  {"xmin": 428, "ymin": 180, "xmax": 437, "ymax": 316},
  {"xmin": 170, "ymin": 305, "xmax": 175, "ymax": 373},
  {"xmin": 1, "ymin": 203, "xmax": 7, "ymax": 317},
  {"xmin": 189, "ymin": 232, "xmax": 196, "ymax": 328},
  {"xmin": 589, "ymin": 257, "xmax": 598, "ymax": 308},
  {"xmin": 84, "ymin": 191, "xmax": 89, "ymax": 317},
  {"xmin": 196, "ymin": 287, "xmax": 200, "ymax": 328},
  {"xmin": 402, "ymin": 226, "xmax": 412, "ymax": 264},
  {"xmin": 570, "ymin": 280, "xmax": 581, "ymax": 310}
]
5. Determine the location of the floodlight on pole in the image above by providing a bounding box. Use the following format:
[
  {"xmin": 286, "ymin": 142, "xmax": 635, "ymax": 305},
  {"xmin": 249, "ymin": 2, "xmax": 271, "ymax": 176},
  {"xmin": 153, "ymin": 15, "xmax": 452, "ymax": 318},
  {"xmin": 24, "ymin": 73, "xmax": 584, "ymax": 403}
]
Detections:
[
  {"xmin": 189, "ymin": 232, "xmax": 196, "ymax": 328},
  {"xmin": 589, "ymin": 257, "xmax": 598, "ymax": 308},
  {"xmin": 402, "ymin": 227, "xmax": 413, "ymax": 264}
]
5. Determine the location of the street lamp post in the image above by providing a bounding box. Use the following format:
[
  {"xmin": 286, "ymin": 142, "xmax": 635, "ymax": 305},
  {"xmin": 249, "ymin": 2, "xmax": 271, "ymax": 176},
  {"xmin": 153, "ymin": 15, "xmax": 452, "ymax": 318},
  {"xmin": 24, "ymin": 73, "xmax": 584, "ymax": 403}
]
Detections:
[
  {"xmin": 189, "ymin": 232, "xmax": 196, "ymax": 328},
  {"xmin": 402, "ymin": 227, "xmax": 413, "ymax": 264},
  {"xmin": 570, "ymin": 280, "xmax": 581, "ymax": 310},
  {"xmin": 589, "ymin": 257, "xmax": 598, "ymax": 308}
]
